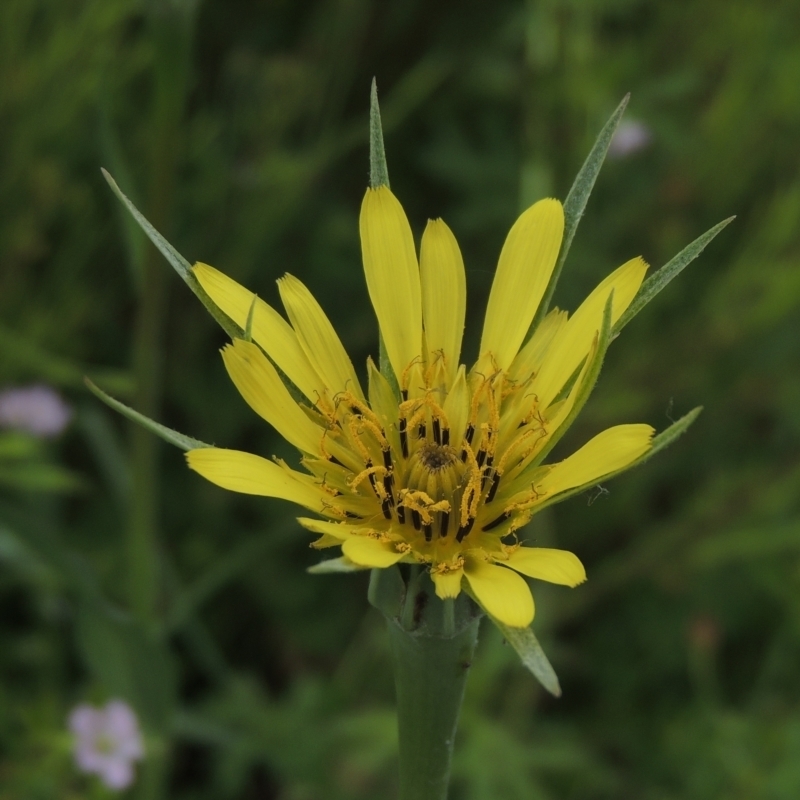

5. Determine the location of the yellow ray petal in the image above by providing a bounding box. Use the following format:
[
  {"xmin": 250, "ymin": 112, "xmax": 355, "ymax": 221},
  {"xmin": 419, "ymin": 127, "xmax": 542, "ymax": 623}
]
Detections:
[
  {"xmin": 534, "ymin": 257, "xmax": 647, "ymax": 408},
  {"xmin": 359, "ymin": 186, "xmax": 422, "ymax": 378},
  {"xmin": 341, "ymin": 536, "xmax": 406, "ymax": 568},
  {"xmin": 367, "ymin": 358, "xmax": 401, "ymax": 455},
  {"xmin": 277, "ymin": 273, "xmax": 364, "ymax": 400},
  {"xmin": 298, "ymin": 517, "xmax": 365, "ymax": 540},
  {"xmin": 432, "ymin": 568, "xmax": 464, "ymax": 600},
  {"xmin": 505, "ymin": 547, "xmax": 586, "ymax": 587},
  {"xmin": 192, "ymin": 262, "xmax": 323, "ymax": 402},
  {"xmin": 221, "ymin": 339, "xmax": 322, "ymax": 454},
  {"xmin": 508, "ymin": 307, "xmax": 568, "ymax": 384},
  {"xmin": 464, "ymin": 557, "xmax": 534, "ymax": 628},
  {"xmin": 442, "ymin": 365, "xmax": 469, "ymax": 447},
  {"xmin": 186, "ymin": 448, "xmax": 323, "ymax": 510},
  {"xmin": 420, "ymin": 218, "xmax": 466, "ymax": 382},
  {"xmin": 538, "ymin": 424, "xmax": 654, "ymax": 497},
  {"xmin": 479, "ymin": 199, "xmax": 564, "ymax": 370}
]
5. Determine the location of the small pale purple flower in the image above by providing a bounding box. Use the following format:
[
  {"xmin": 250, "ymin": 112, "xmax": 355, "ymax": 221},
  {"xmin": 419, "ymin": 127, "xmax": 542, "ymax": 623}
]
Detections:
[
  {"xmin": 69, "ymin": 700, "xmax": 144, "ymax": 790},
  {"xmin": 608, "ymin": 119, "xmax": 652, "ymax": 159},
  {"xmin": 0, "ymin": 384, "xmax": 72, "ymax": 437}
]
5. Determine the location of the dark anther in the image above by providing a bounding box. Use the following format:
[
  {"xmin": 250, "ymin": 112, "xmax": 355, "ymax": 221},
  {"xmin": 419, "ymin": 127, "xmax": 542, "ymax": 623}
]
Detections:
[
  {"xmin": 365, "ymin": 461, "xmax": 379, "ymax": 496},
  {"xmin": 461, "ymin": 424, "xmax": 475, "ymax": 462},
  {"xmin": 381, "ymin": 498, "xmax": 393, "ymax": 519},
  {"xmin": 382, "ymin": 448, "xmax": 393, "ymax": 470},
  {"xmin": 401, "ymin": 388, "xmax": 409, "ymax": 402},
  {"xmin": 417, "ymin": 423, "xmax": 426, "ymax": 439},
  {"xmin": 328, "ymin": 455, "xmax": 345, "ymax": 468},
  {"xmin": 439, "ymin": 510, "xmax": 450, "ymax": 538},
  {"xmin": 432, "ymin": 418, "xmax": 441, "ymax": 445},
  {"xmin": 411, "ymin": 510, "xmax": 422, "ymax": 531},
  {"xmin": 350, "ymin": 405, "xmax": 361, "ymax": 415},
  {"xmin": 423, "ymin": 523, "xmax": 433, "ymax": 542},
  {"xmin": 399, "ymin": 418, "xmax": 409, "ymax": 458},
  {"xmin": 476, "ymin": 449, "xmax": 487, "ymax": 468},
  {"xmin": 486, "ymin": 472, "xmax": 501, "ymax": 503},
  {"xmin": 442, "ymin": 427, "xmax": 450, "ymax": 446},
  {"xmin": 383, "ymin": 475, "xmax": 395, "ymax": 505},
  {"xmin": 482, "ymin": 512, "xmax": 511, "ymax": 532},
  {"xmin": 345, "ymin": 511, "xmax": 363, "ymax": 519},
  {"xmin": 456, "ymin": 517, "xmax": 475, "ymax": 542},
  {"xmin": 397, "ymin": 505, "xmax": 406, "ymax": 524}
]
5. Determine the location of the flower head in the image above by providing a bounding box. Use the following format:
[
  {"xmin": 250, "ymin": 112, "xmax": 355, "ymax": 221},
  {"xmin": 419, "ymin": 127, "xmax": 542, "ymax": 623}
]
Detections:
[
  {"xmin": 0, "ymin": 384, "xmax": 72, "ymax": 437},
  {"xmin": 185, "ymin": 186, "xmax": 654, "ymax": 629},
  {"xmin": 68, "ymin": 700, "xmax": 144, "ymax": 790}
]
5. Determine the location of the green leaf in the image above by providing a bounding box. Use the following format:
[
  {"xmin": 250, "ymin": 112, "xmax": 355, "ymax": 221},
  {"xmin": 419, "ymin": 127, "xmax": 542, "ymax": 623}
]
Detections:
[
  {"xmin": 532, "ymin": 94, "xmax": 630, "ymax": 330},
  {"xmin": 532, "ymin": 291, "xmax": 614, "ymax": 467},
  {"xmin": 369, "ymin": 78, "xmax": 390, "ymax": 189},
  {"xmin": 614, "ymin": 217, "xmax": 735, "ymax": 333},
  {"xmin": 101, "ymin": 169, "xmax": 242, "ymax": 340},
  {"xmin": 536, "ymin": 407, "xmax": 703, "ymax": 513},
  {"xmin": 85, "ymin": 378, "xmax": 212, "ymax": 451},
  {"xmin": 308, "ymin": 557, "xmax": 365, "ymax": 574},
  {"xmin": 492, "ymin": 618, "xmax": 562, "ymax": 697}
]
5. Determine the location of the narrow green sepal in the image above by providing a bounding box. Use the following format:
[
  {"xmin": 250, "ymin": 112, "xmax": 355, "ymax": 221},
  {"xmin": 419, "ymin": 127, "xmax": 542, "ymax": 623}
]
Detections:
[
  {"xmin": 369, "ymin": 78, "xmax": 390, "ymax": 189},
  {"xmin": 244, "ymin": 294, "xmax": 258, "ymax": 343},
  {"xmin": 532, "ymin": 290, "xmax": 615, "ymax": 467},
  {"xmin": 308, "ymin": 557, "xmax": 365, "ymax": 574},
  {"xmin": 101, "ymin": 169, "xmax": 242, "ymax": 341},
  {"xmin": 646, "ymin": 405, "xmax": 703, "ymax": 457},
  {"xmin": 85, "ymin": 378, "xmax": 212, "ymax": 452},
  {"xmin": 615, "ymin": 217, "xmax": 735, "ymax": 334},
  {"xmin": 531, "ymin": 94, "xmax": 630, "ymax": 331},
  {"xmin": 536, "ymin": 406, "xmax": 703, "ymax": 513},
  {"xmin": 368, "ymin": 566, "xmax": 405, "ymax": 619},
  {"xmin": 492, "ymin": 619, "xmax": 562, "ymax": 697},
  {"xmin": 378, "ymin": 333, "xmax": 401, "ymax": 400}
]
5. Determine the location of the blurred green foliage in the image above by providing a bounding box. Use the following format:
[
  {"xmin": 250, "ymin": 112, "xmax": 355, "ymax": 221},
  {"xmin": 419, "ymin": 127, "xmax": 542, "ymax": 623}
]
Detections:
[{"xmin": 2, "ymin": 0, "xmax": 800, "ymax": 798}]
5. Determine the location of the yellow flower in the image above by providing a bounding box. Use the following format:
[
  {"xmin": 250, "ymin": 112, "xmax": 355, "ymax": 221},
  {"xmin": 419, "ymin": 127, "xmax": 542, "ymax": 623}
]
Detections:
[{"xmin": 186, "ymin": 186, "xmax": 653, "ymax": 628}]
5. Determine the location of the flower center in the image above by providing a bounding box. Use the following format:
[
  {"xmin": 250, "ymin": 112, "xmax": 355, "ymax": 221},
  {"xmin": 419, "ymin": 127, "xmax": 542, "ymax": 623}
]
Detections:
[{"xmin": 418, "ymin": 442, "xmax": 456, "ymax": 472}]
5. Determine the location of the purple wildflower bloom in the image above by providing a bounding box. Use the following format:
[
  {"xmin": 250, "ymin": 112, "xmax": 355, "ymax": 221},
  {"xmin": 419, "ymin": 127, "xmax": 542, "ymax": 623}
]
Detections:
[
  {"xmin": 69, "ymin": 700, "xmax": 144, "ymax": 790},
  {"xmin": 608, "ymin": 120, "xmax": 652, "ymax": 159},
  {"xmin": 0, "ymin": 384, "xmax": 72, "ymax": 437}
]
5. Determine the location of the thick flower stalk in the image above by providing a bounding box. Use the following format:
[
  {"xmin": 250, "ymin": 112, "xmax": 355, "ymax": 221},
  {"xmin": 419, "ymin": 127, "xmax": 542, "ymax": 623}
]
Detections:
[{"xmin": 185, "ymin": 188, "xmax": 650, "ymax": 629}]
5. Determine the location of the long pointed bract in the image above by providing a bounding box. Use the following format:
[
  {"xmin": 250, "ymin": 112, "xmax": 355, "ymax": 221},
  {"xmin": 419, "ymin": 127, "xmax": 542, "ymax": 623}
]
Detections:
[
  {"xmin": 101, "ymin": 169, "xmax": 242, "ymax": 341},
  {"xmin": 531, "ymin": 94, "xmax": 630, "ymax": 332},
  {"xmin": 615, "ymin": 218, "xmax": 735, "ymax": 333}
]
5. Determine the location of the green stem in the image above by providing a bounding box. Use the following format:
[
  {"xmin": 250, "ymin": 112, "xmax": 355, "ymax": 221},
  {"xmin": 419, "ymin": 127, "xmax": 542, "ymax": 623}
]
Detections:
[
  {"xmin": 372, "ymin": 569, "xmax": 481, "ymax": 800},
  {"xmin": 388, "ymin": 618, "xmax": 479, "ymax": 800}
]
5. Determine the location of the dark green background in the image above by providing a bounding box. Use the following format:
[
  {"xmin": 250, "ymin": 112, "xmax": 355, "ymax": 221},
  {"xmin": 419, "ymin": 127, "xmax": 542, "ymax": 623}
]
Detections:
[{"xmin": 2, "ymin": 0, "xmax": 800, "ymax": 798}]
